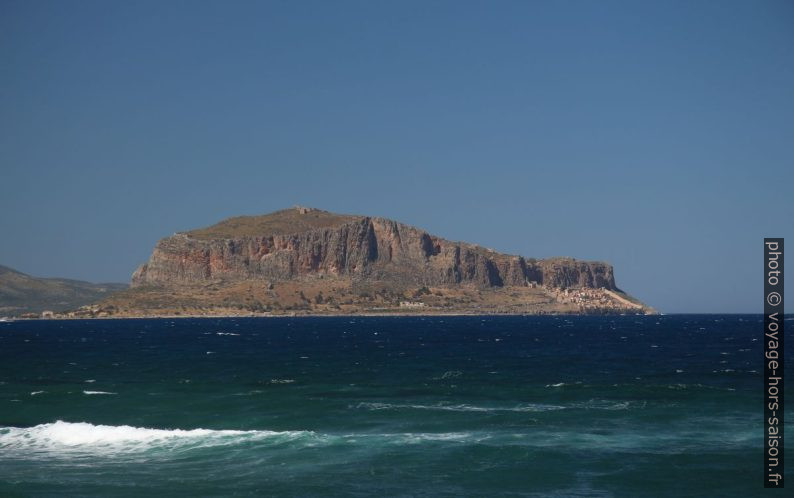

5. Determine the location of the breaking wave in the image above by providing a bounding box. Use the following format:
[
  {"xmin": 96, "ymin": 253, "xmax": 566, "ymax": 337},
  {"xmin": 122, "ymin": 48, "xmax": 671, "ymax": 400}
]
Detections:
[
  {"xmin": 0, "ymin": 421, "xmax": 311, "ymax": 456},
  {"xmin": 0, "ymin": 422, "xmax": 482, "ymax": 458}
]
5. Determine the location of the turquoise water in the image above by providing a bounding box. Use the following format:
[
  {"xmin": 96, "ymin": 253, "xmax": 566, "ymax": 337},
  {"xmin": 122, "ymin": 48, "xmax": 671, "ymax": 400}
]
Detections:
[{"xmin": 0, "ymin": 315, "xmax": 785, "ymax": 496}]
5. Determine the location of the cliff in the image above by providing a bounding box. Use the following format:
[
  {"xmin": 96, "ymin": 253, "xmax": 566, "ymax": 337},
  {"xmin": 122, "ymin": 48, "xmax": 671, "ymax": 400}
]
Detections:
[{"xmin": 132, "ymin": 208, "xmax": 616, "ymax": 292}]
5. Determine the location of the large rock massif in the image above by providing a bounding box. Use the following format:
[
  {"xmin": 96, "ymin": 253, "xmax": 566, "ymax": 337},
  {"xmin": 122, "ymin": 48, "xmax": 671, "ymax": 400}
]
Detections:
[
  {"xmin": 95, "ymin": 207, "xmax": 651, "ymax": 317},
  {"xmin": 132, "ymin": 208, "xmax": 616, "ymax": 292}
]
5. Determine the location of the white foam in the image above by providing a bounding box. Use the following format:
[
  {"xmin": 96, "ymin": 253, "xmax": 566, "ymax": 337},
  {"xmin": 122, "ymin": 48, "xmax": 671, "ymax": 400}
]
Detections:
[
  {"xmin": 389, "ymin": 432, "xmax": 477, "ymax": 443},
  {"xmin": 576, "ymin": 400, "xmax": 633, "ymax": 410},
  {"xmin": 338, "ymin": 431, "xmax": 481, "ymax": 444},
  {"xmin": 83, "ymin": 391, "xmax": 116, "ymax": 395},
  {"xmin": 0, "ymin": 421, "xmax": 311, "ymax": 456},
  {"xmin": 355, "ymin": 402, "xmax": 565, "ymax": 413}
]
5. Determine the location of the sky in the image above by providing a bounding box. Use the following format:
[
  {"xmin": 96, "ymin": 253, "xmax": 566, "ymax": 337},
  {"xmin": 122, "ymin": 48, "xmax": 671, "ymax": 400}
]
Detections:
[{"xmin": 1, "ymin": 0, "xmax": 792, "ymax": 313}]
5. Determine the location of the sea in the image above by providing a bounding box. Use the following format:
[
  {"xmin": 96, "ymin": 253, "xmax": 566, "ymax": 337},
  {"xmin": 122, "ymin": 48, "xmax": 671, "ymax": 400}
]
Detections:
[{"xmin": 0, "ymin": 315, "xmax": 787, "ymax": 497}]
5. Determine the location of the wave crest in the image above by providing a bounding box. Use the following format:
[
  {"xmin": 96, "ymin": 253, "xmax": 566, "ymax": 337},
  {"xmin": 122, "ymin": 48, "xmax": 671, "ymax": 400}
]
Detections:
[
  {"xmin": 355, "ymin": 399, "xmax": 647, "ymax": 413},
  {"xmin": 354, "ymin": 402, "xmax": 565, "ymax": 413},
  {"xmin": 0, "ymin": 421, "xmax": 311, "ymax": 456}
]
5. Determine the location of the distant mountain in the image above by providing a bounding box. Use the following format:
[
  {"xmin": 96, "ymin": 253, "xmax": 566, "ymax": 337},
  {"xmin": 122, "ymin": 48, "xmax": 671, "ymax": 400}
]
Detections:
[
  {"xmin": 97, "ymin": 207, "xmax": 653, "ymax": 317},
  {"xmin": 0, "ymin": 265, "xmax": 127, "ymax": 316}
]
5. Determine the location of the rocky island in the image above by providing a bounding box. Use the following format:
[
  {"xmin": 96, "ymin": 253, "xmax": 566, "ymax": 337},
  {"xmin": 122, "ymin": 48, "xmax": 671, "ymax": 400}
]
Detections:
[{"xmin": 77, "ymin": 207, "xmax": 653, "ymax": 317}]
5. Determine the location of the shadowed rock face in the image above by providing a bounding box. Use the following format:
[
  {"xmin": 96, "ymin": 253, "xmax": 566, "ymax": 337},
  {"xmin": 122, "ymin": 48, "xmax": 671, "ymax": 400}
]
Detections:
[{"xmin": 132, "ymin": 208, "xmax": 617, "ymax": 291}]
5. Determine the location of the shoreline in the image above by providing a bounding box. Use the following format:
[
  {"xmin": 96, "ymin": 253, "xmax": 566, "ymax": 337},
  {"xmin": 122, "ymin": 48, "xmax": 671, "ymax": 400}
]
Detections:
[{"xmin": 4, "ymin": 309, "xmax": 660, "ymax": 321}]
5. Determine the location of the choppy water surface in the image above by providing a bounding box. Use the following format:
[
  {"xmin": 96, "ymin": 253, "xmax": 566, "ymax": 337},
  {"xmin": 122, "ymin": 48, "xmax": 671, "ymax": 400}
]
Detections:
[{"xmin": 0, "ymin": 315, "xmax": 786, "ymax": 496}]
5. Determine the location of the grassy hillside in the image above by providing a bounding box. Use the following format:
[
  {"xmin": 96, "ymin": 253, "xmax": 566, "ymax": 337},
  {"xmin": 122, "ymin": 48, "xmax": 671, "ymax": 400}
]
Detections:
[
  {"xmin": 0, "ymin": 265, "xmax": 127, "ymax": 316},
  {"xmin": 186, "ymin": 208, "xmax": 361, "ymax": 239}
]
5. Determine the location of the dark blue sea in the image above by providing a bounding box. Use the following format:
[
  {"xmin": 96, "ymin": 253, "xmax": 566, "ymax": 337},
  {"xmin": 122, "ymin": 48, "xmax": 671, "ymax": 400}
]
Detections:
[{"xmin": 0, "ymin": 315, "xmax": 787, "ymax": 496}]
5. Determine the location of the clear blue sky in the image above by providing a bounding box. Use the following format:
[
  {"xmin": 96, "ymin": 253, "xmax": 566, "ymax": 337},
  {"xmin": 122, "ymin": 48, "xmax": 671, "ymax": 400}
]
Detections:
[{"xmin": 1, "ymin": 0, "xmax": 792, "ymax": 313}]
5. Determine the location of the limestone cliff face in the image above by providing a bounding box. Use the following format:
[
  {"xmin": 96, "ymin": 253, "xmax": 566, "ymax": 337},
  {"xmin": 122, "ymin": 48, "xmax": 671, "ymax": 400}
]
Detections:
[{"xmin": 132, "ymin": 208, "xmax": 617, "ymax": 291}]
